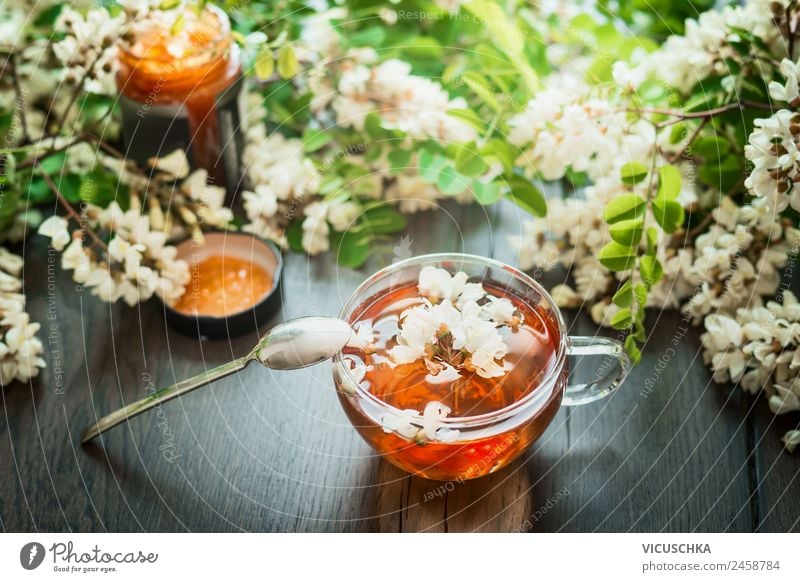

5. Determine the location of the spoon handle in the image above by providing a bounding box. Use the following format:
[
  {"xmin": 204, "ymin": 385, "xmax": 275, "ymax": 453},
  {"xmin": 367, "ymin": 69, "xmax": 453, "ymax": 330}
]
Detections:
[{"xmin": 80, "ymin": 355, "xmax": 252, "ymax": 444}]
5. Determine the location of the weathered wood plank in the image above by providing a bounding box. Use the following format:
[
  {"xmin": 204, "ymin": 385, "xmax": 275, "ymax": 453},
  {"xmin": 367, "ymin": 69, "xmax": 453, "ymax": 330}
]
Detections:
[{"xmin": 753, "ymin": 402, "xmax": 800, "ymax": 532}]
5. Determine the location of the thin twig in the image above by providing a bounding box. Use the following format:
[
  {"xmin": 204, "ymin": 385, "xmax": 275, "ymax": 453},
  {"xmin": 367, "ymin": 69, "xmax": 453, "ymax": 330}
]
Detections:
[
  {"xmin": 15, "ymin": 135, "xmax": 91, "ymax": 170},
  {"xmin": 38, "ymin": 163, "xmax": 108, "ymax": 251},
  {"xmin": 626, "ymin": 100, "xmax": 774, "ymax": 127},
  {"xmin": 8, "ymin": 53, "xmax": 30, "ymax": 144},
  {"xmin": 82, "ymin": 132, "xmax": 126, "ymax": 160},
  {"xmin": 667, "ymin": 118, "xmax": 709, "ymax": 163},
  {"xmin": 51, "ymin": 52, "xmax": 106, "ymax": 139},
  {"xmin": 686, "ymin": 212, "xmax": 715, "ymax": 239}
]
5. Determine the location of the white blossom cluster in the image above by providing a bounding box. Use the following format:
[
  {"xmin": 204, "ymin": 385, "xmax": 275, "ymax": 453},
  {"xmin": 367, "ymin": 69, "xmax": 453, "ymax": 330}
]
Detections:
[
  {"xmin": 0, "ymin": 2, "xmax": 70, "ymax": 141},
  {"xmin": 332, "ymin": 53, "xmax": 477, "ymax": 143},
  {"xmin": 650, "ymin": 1, "xmax": 782, "ymax": 93},
  {"xmin": 388, "ymin": 267, "xmax": 520, "ymax": 378},
  {"xmin": 52, "ymin": 6, "xmax": 122, "ymax": 95},
  {"xmin": 507, "ymin": 81, "xmax": 654, "ymax": 182},
  {"xmin": 241, "ymin": 92, "xmax": 363, "ymax": 255},
  {"xmin": 343, "ymin": 267, "xmax": 520, "ymax": 443},
  {"xmin": 683, "ymin": 200, "xmax": 798, "ymax": 324},
  {"xmin": 0, "ymin": 248, "xmax": 45, "ymax": 386},
  {"xmin": 38, "ymin": 196, "xmax": 190, "ymax": 307},
  {"xmin": 701, "ymin": 294, "xmax": 800, "ymax": 452},
  {"xmin": 380, "ymin": 400, "xmax": 460, "ymax": 445},
  {"xmin": 345, "ymin": 267, "xmax": 522, "ymax": 443},
  {"xmin": 241, "ymin": 126, "xmax": 325, "ymax": 252},
  {"xmin": 146, "ymin": 149, "xmax": 235, "ymax": 231},
  {"xmin": 745, "ymin": 109, "xmax": 800, "ymax": 214},
  {"xmin": 242, "ymin": 17, "xmax": 483, "ymax": 255},
  {"xmin": 303, "ymin": 10, "xmax": 476, "ymax": 144}
]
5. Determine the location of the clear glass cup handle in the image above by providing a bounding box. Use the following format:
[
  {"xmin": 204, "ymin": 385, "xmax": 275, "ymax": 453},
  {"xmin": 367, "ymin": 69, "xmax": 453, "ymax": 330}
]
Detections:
[{"xmin": 562, "ymin": 336, "xmax": 632, "ymax": 406}]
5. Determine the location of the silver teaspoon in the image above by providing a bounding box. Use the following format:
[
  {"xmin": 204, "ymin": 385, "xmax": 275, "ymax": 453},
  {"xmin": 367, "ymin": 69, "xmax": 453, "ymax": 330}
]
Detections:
[{"xmin": 80, "ymin": 316, "xmax": 353, "ymax": 444}]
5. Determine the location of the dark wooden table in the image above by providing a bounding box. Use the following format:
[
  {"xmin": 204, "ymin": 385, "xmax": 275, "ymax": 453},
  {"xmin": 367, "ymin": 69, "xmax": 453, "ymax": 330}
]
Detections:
[{"xmin": 2, "ymin": 200, "xmax": 798, "ymax": 532}]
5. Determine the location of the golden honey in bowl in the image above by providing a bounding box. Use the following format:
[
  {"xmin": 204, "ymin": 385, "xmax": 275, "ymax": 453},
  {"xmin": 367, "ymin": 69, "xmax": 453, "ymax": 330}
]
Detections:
[
  {"xmin": 337, "ymin": 267, "xmax": 566, "ymax": 481},
  {"xmin": 173, "ymin": 255, "xmax": 272, "ymax": 317}
]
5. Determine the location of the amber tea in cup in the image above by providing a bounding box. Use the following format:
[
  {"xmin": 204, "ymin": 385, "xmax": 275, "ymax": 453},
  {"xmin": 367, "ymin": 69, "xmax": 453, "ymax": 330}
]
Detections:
[{"xmin": 333, "ymin": 254, "xmax": 631, "ymax": 481}]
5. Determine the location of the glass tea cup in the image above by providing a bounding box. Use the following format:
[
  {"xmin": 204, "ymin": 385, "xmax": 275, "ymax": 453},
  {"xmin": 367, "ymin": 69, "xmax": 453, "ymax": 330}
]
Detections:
[{"xmin": 332, "ymin": 253, "xmax": 631, "ymax": 481}]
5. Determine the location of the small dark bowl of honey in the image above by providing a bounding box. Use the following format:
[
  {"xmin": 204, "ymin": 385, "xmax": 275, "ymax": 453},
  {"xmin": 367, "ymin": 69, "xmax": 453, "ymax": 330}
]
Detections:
[{"xmin": 164, "ymin": 232, "xmax": 283, "ymax": 339}]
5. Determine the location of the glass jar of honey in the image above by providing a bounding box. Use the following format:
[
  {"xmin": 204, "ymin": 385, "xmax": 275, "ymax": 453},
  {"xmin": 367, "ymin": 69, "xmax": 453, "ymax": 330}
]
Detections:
[{"xmin": 117, "ymin": 4, "xmax": 244, "ymax": 192}]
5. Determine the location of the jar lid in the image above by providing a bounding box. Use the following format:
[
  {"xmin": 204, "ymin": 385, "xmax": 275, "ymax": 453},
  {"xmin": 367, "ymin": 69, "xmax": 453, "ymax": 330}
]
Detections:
[{"xmin": 162, "ymin": 231, "xmax": 283, "ymax": 339}]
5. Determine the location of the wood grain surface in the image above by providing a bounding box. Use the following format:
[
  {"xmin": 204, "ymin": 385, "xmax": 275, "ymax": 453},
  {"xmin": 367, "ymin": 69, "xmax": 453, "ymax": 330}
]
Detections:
[{"xmin": 1, "ymin": 199, "xmax": 798, "ymax": 532}]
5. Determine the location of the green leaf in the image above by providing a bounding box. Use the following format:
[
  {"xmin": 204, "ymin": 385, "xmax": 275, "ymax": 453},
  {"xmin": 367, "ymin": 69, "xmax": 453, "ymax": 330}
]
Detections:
[
  {"xmin": 472, "ymin": 180, "xmax": 502, "ymax": 205},
  {"xmin": 669, "ymin": 122, "xmax": 689, "ymax": 144},
  {"xmin": 446, "ymin": 109, "xmax": 486, "ymax": 133},
  {"xmin": 459, "ymin": 71, "xmax": 502, "ymax": 112},
  {"xmin": 464, "ymin": 0, "xmax": 524, "ymax": 56},
  {"xmin": 598, "ymin": 241, "xmax": 637, "ymax": 271},
  {"xmin": 657, "ymin": 165, "xmax": 681, "ymax": 200},
  {"xmin": 364, "ymin": 143, "xmax": 382, "ymax": 163},
  {"xmin": 277, "ymin": 46, "xmax": 298, "ymax": 79},
  {"xmin": 651, "ymin": 197, "xmax": 685, "ymax": 234},
  {"xmin": 645, "ymin": 226, "xmax": 658, "ymax": 256},
  {"xmin": 620, "ymin": 161, "xmax": 649, "ymax": 185},
  {"xmin": 57, "ymin": 174, "xmax": 82, "ymax": 203},
  {"xmin": 78, "ymin": 177, "xmax": 98, "ymax": 204},
  {"xmin": 483, "ymin": 138, "xmax": 517, "ymax": 173},
  {"xmin": 612, "ymin": 280, "xmax": 633, "ymax": 308},
  {"xmin": 333, "ymin": 229, "xmax": 371, "ymax": 268},
  {"xmin": 319, "ymin": 176, "xmax": 343, "ymax": 196},
  {"xmin": 454, "ymin": 143, "xmax": 489, "ymax": 177},
  {"xmin": 604, "ymin": 194, "xmax": 646, "ymax": 224},
  {"xmin": 633, "ymin": 283, "xmax": 648, "ymax": 308},
  {"xmin": 33, "ymin": 4, "xmax": 63, "ymax": 27},
  {"xmin": 301, "ymin": 128, "xmax": 332, "ymax": 153},
  {"xmin": 640, "ymin": 255, "xmax": 664, "ymax": 286},
  {"xmin": 437, "ymin": 165, "xmax": 469, "ymax": 195},
  {"xmin": 506, "ymin": 177, "xmax": 547, "ymax": 217},
  {"xmin": 254, "ymin": 47, "xmax": 274, "ymax": 80},
  {"xmin": 387, "ymin": 149, "xmax": 412, "ymax": 172},
  {"xmin": 170, "ymin": 13, "xmax": 185, "ymax": 35},
  {"xmin": 0, "ymin": 153, "xmax": 15, "ymax": 187},
  {"xmin": 624, "ymin": 335, "xmax": 642, "ymax": 364},
  {"xmin": 418, "ymin": 149, "xmax": 448, "ymax": 184},
  {"xmin": 610, "ymin": 308, "xmax": 633, "ymax": 330},
  {"xmin": 38, "ymin": 152, "xmax": 67, "ymax": 175},
  {"xmin": 75, "ymin": 169, "xmax": 123, "ymax": 207},
  {"xmin": 25, "ymin": 177, "xmax": 53, "ymax": 205},
  {"xmin": 349, "ymin": 26, "xmax": 386, "ymax": 48},
  {"xmin": 692, "ymin": 135, "xmax": 731, "ymax": 159},
  {"xmin": 609, "ymin": 217, "xmax": 644, "ymax": 246},
  {"xmin": 697, "ymin": 153, "xmax": 742, "ymax": 192},
  {"xmin": 397, "ymin": 36, "xmax": 443, "ymax": 61},
  {"xmin": 0, "ymin": 187, "xmax": 20, "ymax": 226},
  {"xmin": 286, "ymin": 220, "xmax": 304, "ymax": 252},
  {"xmin": 360, "ymin": 204, "xmax": 406, "ymax": 234}
]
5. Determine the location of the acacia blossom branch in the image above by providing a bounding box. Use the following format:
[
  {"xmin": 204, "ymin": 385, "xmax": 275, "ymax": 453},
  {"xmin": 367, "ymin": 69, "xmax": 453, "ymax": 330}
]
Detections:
[
  {"xmin": 15, "ymin": 135, "xmax": 92, "ymax": 170},
  {"xmin": 622, "ymin": 100, "xmax": 775, "ymax": 128},
  {"xmin": 38, "ymin": 163, "xmax": 108, "ymax": 251}
]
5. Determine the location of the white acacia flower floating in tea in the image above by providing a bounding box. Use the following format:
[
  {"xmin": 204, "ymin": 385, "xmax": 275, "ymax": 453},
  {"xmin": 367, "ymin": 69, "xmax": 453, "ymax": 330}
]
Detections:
[
  {"xmin": 381, "ymin": 401, "xmax": 459, "ymax": 445},
  {"xmin": 387, "ymin": 266, "xmax": 520, "ymax": 379},
  {"xmin": 345, "ymin": 266, "xmax": 524, "ymax": 444}
]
